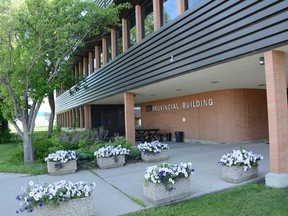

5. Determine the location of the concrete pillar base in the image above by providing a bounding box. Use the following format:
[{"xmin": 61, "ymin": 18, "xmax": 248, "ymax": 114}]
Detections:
[{"xmin": 265, "ymin": 172, "xmax": 288, "ymax": 188}]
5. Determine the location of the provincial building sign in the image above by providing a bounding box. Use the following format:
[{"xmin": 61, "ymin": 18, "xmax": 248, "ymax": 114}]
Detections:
[{"xmin": 147, "ymin": 99, "xmax": 214, "ymax": 112}]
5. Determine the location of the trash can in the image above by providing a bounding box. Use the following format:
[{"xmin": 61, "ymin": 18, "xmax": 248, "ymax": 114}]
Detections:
[
  {"xmin": 165, "ymin": 133, "xmax": 172, "ymax": 141},
  {"xmin": 175, "ymin": 131, "xmax": 184, "ymax": 142}
]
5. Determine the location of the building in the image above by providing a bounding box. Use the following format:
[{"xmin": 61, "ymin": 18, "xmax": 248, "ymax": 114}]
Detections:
[{"xmin": 55, "ymin": 0, "xmax": 288, "ymax": 188}]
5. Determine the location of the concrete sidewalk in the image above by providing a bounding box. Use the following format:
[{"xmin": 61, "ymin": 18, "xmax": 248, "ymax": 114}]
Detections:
[{"xmin": 0, "ymin": 141, "xmax": 270, "ymax": 216}]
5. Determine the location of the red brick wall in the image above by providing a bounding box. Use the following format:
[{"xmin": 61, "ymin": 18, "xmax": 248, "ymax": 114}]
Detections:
[{"xmin": 141, "ymin": 89, "xmax": 268, "ymax": 142}]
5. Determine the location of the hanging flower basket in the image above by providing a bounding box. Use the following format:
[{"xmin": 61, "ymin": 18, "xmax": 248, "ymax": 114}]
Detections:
[
  {"xmin": 138, "ymin": 141, "xmax": 169, "ymax": 162},
  {"xmin": 45, "ymin": 150, "xmax": 78, "ymax": 175},
  {"xmin": 219, "ymin": 148, "xmax": 263, "ymax": 183},
  {"xmin": 94, "ymin": 145, "xmax": 129, "ymax": 169},
  {"xmin": 143, "ymin": 162, "xmax": 194, "ymax": 205}
]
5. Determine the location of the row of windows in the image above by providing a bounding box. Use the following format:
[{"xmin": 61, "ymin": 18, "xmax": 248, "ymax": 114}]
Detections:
[
  {"xmin": 58, "ymin": 0, "xmax": 202, "ymax": 95},
  {"xmin": 102, "ymin": 0, "xmax": 202, "ymax": 66}
]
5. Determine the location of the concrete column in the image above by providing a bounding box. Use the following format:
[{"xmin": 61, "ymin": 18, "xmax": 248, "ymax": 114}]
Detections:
[
  {"xmin": 71, "ymin": 109, "xmax": 76, "ymax": 128},
  {"xmin": 88, "ymin": 52, "xmax": 93, "ymax": 75},
  {"xmin": 78, "ymin": 61, "xmax": 83, "ymax": 79},
  {"xmin": 124, "ymin": 92, "xmax": 135, "ymax": 145},
  {"xmin": 83, "ymin": 56, "xmax": 88, "ymax": 77},
  {"xmin": 177, "ymin": 0, "xmax": 186, "ymax": 15},
  {"xmin": 135, "ymin": 5, "xmax": 144, "ymax": 43},
  {"xmin": 95, "ymin": 45, "xmax": 100, "ymax": 70},
  {"xmin": 74, "ymin": 66, "xmax": 78, "ymax": 83},
  {"xmin": 75, "ymin": 108, "xmax": 79, "ymax": 128},
  {"xmin": 102, "ymin": 38, "xmax": 108, "ymax": 65},
  {"xmin": 84, "ymin": 105, "xmax": 91, "ymax": 129},
  {"xmin": 65, "ymin": 112, "xmax": 69, "ymax": 128},
  {"xmin": 79, "ymin": 107, "xmax": 84, "ymax": 128},
  {"xmin": 153, "ymin": 0, "xmax": 161, "ymax": 31},
  {"xmin": 264, "ymin": 50, "xmax": 288, "ymax": 188},
  {"xmin": 122, "ymin": 18, "xmax": 129, "ymax": 52},
  {"xmin": 111, "ymin": 29, "xmax": 117, "ymax": 59},
  {"xmin": 69, "ymin": 110, "xmax": 73, "ymax": 128}
]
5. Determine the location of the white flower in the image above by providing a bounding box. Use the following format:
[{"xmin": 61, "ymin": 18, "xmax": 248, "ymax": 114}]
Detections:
[
  {"xmin": 219, "ymin": 148, "xmax": 263, "ymax": 172},
  {"xmin": 45, "ymin": 150, "xmax": 78, "ymax": 163},
  {"xmin": 144, "ymin": 162, "xmax": 194, "ymax": 191},
  {"xmin": 138, "ymin": 141, "xmax": 169, "ymax": 154},
  {"xmin": 94, "ymin": 145, "xmax": 130, "ymax": 158}
]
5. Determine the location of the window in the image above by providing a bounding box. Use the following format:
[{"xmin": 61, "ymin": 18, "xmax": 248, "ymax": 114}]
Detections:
[
  {"xmin": 163, "ymin": 0, "xmax": 177, "ymax": 25},
  {"xmin": 127, "ymin": 12, "xmax": 136, "ymax": 47},
  {"xmin": 143, "ymin": 0, "xmax": 154, "ymax": 38},
  {"xmin": 187, "ymin": 0, "xmax": 202, "ymax": 9},
  {"xmin": 117, "ymin": 28, "xmax": 123, "ymax": 55}
]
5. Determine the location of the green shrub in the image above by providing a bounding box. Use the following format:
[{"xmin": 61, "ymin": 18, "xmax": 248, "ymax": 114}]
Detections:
[
  {"xmin": 0, "ymin": 128, "xmax": 12, "ymax": 143},
  {"xmin": 127, "ymin": 147, "xmax": 141, "ymax": 161}
]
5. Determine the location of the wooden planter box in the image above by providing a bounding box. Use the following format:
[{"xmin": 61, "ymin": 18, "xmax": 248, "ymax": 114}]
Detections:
[
  {"xmin": 143, "ymin": 177, "xmax": 191, "ymax": 205},
  {"xmin": 47, "ymin": 160, "xmax": 77, "ymax": 175},
  {"xmin": 222, "ymin": 166, "xmax": 258, "ymax": 183},
  {"xmin": 35, "ymin": 196, "xmax": 93, "ymax": 216},
  {"xmin": 141, "ymin": 150, "xmax": 168, "ymax": 162},
  {"xmin": 96, "ymin": 155, "xmax": 125, "ymax": 169}
]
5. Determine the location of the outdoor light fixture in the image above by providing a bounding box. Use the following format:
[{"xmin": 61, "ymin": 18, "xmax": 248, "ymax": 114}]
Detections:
[
  {"xmin": 170, "ymin": 55, "xmax": 174, "ymax": 63},
  {"xmin": 259, "ymin": 57, "xmax": 265, "ymax": 65}
]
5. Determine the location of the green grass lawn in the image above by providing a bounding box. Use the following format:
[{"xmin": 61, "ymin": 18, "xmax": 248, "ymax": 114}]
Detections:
[
  {"xmin": 128, "ymin": 183, "xmax": 288, "ymax": 216},
  {"xmin": 0, "ymin": 130, "xmax": 48, "ymax": 175}
]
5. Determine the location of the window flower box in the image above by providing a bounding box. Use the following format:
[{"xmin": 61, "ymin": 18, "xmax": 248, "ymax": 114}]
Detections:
[
  {"xmin": 138, "ymin": 141, "xmax": 169, "ymax": 162},
  {"xmin": 16, "ymin": 180, "xmax": 95, "ymax": 215},
  {"xmin": 219, "ymin": 148, "xmax": 263, "ymax": 183},
  {"xmin": 47, "ymin": 159, "xmax": 77, "ymax": 175},
  {"xmin": 221, "ymin": 165, "xmax": 258, "ymax": 183},
  {"xmin": 34, "ymin": 196, "xmax": 93, "ymax": 216},
  {"xmin": 45, "ymin": 150, "xmax": 78, "ymax": 175},
  {"xmin": 143, "ymin": 162, "xmax": 194, "ymax": 205},
  {"xmin": 94, "ymin": 145, "xmax": 129, "ymax": 169}
]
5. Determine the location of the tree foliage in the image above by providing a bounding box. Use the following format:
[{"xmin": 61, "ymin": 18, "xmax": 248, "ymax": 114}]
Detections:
[{"xmin": 0, "ymin": 0, "xmax": 129, "ymax": 162}]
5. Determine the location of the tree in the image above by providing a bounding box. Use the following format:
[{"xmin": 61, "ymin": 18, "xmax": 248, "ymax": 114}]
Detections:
[{"xmin": 0, "ymin": 0, "xmax": 128, "ymax": 162}]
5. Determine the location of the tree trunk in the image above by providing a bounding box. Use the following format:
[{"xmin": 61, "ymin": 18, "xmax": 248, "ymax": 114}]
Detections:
[
  {"xmin": 23, "ymin": 128, "xmax": 34, "ymax": 162},
  {"xmin": 48, "ymin": 93, "xmax": 55, "ymax": 134}
]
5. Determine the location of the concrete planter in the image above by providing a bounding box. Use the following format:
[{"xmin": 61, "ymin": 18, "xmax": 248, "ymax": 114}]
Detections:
[
  {"xmin": 47, "ymin": 160, "xmax": 77, "ymax": 175},
  {"xmin": 141, "ymin": 150, "xmax": 168, "ymax": 162},
  {"xmin": 143, "ymin": 177, "xmax": 191, "ymax": 205},
  {"xmin": 35, "ymin": 196, "xmax": 93, "ymax": 216},
  {"xmin": 96, "ymin": 155, "xmax": 125, "ymax": 169},
  {"xmin": 222, "ymin": 166, "xmax": 258, "ymax": 183}
]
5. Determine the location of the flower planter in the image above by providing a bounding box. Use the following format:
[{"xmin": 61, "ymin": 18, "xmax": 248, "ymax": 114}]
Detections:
[
  {"xmin": 47, "ymin": 160, "xmax": 77, "ymax": 175},
  {"xmin": 34, "ymin": 196, "xmax": 93, "ymax": 216},
  {"xmin": 222, "ymin": 166, "xmax": 258, "ymax": 183},
  {"xmin": 141, "ymin": 150, "xmax": 168, "ymax": 162},
  {"xmin": 143, "ymin": 177, "xmax": 191, "ymax": 205},
  {"xmin": 96, "ymin": 155, "xmax": 125, "ymax": 169}
]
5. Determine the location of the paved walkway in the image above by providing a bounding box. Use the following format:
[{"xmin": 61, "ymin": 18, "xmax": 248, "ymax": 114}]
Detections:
[{"xmin": 0, "ymin": 141, "xmax": 270, "ymax": 216}]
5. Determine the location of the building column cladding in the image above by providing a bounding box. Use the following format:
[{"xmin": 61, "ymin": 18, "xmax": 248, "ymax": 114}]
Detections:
[
  {"xmin": 95, "ymin": 45, "xmax": 100, "ymax": 70},
  {"xmin": 122, "ymin": 18, "xmax": 129, "ymax": 52},
  {"xmin": 111, "ymin": 29, "xmax": 117, "ymax": 59},
  {"xmin": 79, "ymin": 107, "xmax": 84, "ymax": 128},
  {"xmin": 124, "ymin": 92, "xmax": 135, "ymax": 145},
  {"xmin": 135, "ymin": 4, "xmax": 144, "ymax": 43},
  {"xmin": 264, "ymin": 50, "xmax": 288, "ymax": 188},
  {"xmin": 177, "ymin": 0, "xmax": 186, "ymax": 15},
  {"xmin": 102, "ymin": 38, "xmax": 108, "ymax": 65},
  {"xmin": 88, "ymin": 52, "xmax": 93, "ymax": 75},
  {"xmin": 83, "ymin": 56, "xmax": 88, "ymax": 77},
  {"xmin": 84, "ymin": 105, "xmax": 91, "ymax": 129},
  {"xmin": 78, "ymin": 61, "xmax": 83, "ymax": 79},
  {"xmin": 153, "ymin": 0, "xmax": 161, "ymax": 31}
]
